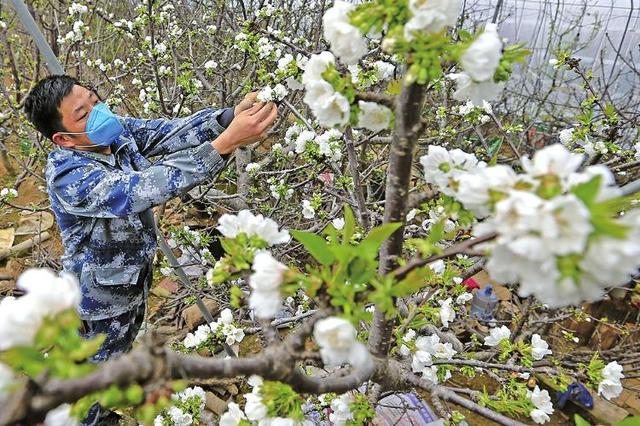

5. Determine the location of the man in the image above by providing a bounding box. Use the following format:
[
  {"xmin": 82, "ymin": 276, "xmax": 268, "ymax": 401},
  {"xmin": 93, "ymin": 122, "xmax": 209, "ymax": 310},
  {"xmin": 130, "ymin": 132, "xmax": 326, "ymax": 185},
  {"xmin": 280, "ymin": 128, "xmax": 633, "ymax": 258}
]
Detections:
[{"xmin": 23, "ymin": 75, "xmax": 277, "ymax": 424}]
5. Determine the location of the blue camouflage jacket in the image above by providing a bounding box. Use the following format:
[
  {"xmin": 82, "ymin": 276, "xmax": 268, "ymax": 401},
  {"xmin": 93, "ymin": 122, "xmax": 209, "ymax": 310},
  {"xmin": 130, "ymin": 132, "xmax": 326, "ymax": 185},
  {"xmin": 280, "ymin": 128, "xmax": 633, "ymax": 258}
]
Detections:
[{"xmin": 46, "ymin": 107, "xmax": 230, "ymax": 320}]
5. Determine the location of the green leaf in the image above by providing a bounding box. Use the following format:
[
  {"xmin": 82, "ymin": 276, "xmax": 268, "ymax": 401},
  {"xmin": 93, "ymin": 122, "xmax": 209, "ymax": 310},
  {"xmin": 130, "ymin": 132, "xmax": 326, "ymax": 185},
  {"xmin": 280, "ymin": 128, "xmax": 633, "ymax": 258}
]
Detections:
[
  {"xmin": 343, "ymin": 205, "xmax": 356, "ymax": 245},
  {"xmin": 571, "ymin": 175, "xmax": 602, "ymax": 207},
  {"xmin": 347, "ymin": 257, "xmax": 375, "ymax": 285},
  {"xmin": 291, "ymin": 230, "xmax": 335, "ymax": 265},
  {"xmin": 574, "ymin": 414, "xmax": 592, "ymax": 426},
  {"xmin": 488, "ymin": 138, "xmax": 503, "ymax": 161},
  {"xmin": 359, "ymin": 222, "xmax": 402, "ymax": 259},
  {"xmin": 392, "ymin": 268, "xmax": 430, "ymax": 297},
  {"xmin": 614, "ymin": 417, "xmax": 640, "ymax": 426}
]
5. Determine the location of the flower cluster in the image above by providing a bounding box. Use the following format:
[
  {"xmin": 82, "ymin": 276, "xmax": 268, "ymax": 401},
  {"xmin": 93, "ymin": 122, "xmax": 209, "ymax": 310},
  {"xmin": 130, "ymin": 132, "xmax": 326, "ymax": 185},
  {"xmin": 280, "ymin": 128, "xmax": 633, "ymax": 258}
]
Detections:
[
  {"xmin": 421, "ymin": 143, "xmax": 640, "ymax": 307},
  {"xmin": 0, "ymin": 188, "xmax": 18, "ymax": 200},
  {"xmin": 313, "ymin": 317, "xmax": 372, "ymax": 370},
  {"xmin": 302, "ymin": 51, "xmax": 351, "ymax": 128},
  {"xmin": 220, "ymin": 376, "xmax": 312, "ymax": 425},
  {"xmin": 182, "ymin": 308, "xmax": 245, "ymax": 351},
  {"xmin": 420, "ymin": 145, "xmax": 486, "ymax": 197},
  {"xmin": 154, "ymin": 386, "xmax": 206, "ymax": 426},
  {"xmin": 0, "ymin": 269, "xmax": 80, "ymax": 351},
  {"xmin": 328, "ymin": 393, "xmax": 355, "ymax": 425},
  {"xmin": 217, "ymin": 210, "xmax": 291, "ymax": 246},
  {"xmin": 411, "ymin": 333, "xmax": 456, "ymax": 384},
  {"xmin": 322, "ymin": 2, "xmax": 368, "ymax": 65},
  {"xmin": 448, "ymin": 23, "xmax": 505, "ymax": 106},
  {"xmin": 257, "ymin": 84, "xmax": 289, "ymax": 102},
  {"xmin": 598, "ymin": 361, "xmax": 624, "ymax": 400},
  {"xmin": 404, "ymin": 0, "xmax": 462, "ymax": 40},
  {"xmin": 290, "ymin": 125, "xmax": 344, "ymax": 162}
]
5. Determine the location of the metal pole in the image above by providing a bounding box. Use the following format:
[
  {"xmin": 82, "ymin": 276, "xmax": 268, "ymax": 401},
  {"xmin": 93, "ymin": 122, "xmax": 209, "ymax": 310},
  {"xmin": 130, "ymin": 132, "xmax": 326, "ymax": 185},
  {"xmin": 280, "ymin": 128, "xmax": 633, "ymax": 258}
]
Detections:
[
  {"xmin": 9, "ymin": 0, "xmax": 65, "ymax": 75},
  {"xmin": 154, "ymin": 219, "xmax": 237, "ymax": 358}
]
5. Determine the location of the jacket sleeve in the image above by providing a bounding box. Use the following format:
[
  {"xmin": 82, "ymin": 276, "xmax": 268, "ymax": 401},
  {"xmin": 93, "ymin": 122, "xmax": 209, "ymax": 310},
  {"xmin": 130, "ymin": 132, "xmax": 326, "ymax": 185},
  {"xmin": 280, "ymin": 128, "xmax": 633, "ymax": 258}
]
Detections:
[
  {"xmin": 120, "ymin": 107, "xmax": 234, "ymax": 158},
  {"xmin": 50, "ymin": 143, "xmax": 225, "ymax": 218}
]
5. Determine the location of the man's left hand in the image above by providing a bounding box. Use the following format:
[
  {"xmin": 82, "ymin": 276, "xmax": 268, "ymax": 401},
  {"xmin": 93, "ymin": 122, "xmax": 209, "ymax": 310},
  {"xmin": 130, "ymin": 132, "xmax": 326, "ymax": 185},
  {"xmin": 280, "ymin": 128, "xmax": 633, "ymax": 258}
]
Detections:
[{"xmin": 234, "ymin": 91, "xmax": 259, "ymax": 116}]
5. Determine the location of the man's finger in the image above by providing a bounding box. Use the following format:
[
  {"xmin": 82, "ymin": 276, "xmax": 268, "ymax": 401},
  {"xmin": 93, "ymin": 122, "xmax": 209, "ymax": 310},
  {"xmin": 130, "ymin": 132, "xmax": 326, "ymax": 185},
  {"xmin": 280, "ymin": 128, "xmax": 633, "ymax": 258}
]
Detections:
[
  {"xmin": 252, "ymin": 102, "xmax": 275, "ymax": 121},
  {"xmin": 258, "ymin": 104, "xmax": 278, "ymax": 130},
  {"xmin": 245, "ymin": 91, "xmax": 259, "ymax": 101},
  {"xmin": 245, "ymin": 102, "xmax": 266, "ymax": 115}
]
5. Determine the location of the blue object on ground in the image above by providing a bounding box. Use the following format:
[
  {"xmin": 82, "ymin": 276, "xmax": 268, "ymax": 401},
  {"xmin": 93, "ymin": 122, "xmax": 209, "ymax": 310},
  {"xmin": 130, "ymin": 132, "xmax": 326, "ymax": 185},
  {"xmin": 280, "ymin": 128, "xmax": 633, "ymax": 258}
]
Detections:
[
  {"xmin": 557, "ymin": 382, "xmax": 594, "ymax": 409},
  {"xmin": 470, "ymin": 285, "xmax": 499, "ymax": 320}
]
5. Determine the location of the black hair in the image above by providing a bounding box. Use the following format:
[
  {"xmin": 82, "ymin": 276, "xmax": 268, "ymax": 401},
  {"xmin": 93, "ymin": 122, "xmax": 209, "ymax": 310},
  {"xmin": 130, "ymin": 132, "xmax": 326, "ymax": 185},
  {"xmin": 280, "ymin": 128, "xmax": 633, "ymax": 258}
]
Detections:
[{"xmin": 24, "ymin": 75, "xmax": 85, "ymax": 140}]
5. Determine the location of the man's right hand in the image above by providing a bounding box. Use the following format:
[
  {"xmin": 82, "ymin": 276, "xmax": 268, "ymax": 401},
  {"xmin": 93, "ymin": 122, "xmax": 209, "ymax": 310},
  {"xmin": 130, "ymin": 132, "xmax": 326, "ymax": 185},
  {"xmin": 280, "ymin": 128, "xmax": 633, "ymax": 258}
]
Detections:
[{"xmin": 212, "ymin": 102, "xmax": 278, "ymax": 155}]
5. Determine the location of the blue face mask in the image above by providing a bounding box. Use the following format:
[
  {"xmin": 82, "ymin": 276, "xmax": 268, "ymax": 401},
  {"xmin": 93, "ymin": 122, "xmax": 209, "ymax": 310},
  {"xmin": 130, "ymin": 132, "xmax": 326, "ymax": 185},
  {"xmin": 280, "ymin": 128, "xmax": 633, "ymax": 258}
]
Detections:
[{"xmin": 59, "ymin": 102, "xmax": 124, "ymax": 147}]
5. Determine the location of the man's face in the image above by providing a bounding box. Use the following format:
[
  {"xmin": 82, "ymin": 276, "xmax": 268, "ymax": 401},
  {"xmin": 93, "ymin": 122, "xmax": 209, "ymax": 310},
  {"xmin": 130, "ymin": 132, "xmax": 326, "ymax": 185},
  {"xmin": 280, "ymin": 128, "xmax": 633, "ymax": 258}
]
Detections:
[{"xmin": 51, "ymin": 84, "xmax": 101, "ymax": 150}]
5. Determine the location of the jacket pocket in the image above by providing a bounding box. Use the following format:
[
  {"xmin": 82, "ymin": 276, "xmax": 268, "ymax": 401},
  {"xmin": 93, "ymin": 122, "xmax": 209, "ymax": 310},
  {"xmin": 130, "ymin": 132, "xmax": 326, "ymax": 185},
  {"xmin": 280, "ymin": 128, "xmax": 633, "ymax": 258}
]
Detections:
[{"xmin": 90, "ymin": 265, "xmax": 143, "ymax": 286}]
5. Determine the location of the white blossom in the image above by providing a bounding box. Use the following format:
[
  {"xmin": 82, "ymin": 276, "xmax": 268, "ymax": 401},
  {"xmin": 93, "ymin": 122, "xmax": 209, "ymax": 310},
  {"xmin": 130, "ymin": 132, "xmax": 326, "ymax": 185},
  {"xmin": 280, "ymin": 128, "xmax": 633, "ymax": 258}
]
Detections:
[
  {"xmin": 559, "ymin": 128, "xmax": 574, "ymax": 145},
  {"xmin": 420, "ymin": 145, "xmax": 485, "ymax": 196},
  {"xmin": 204, "ymin": 60, "xmax": 217, "ymax": 70},
  {"xmin": 244, "ymin": 392, "xmax": 268, "ymax": 421},
  {"xmin": 522, "ymin": 144, "xmax": 584, "ymax": 184},
  {"xmin": 167, "ymin": 406, "xmax": 193, "ymax": 426},
  {"xmin": 322, "ymin": 2, "xmax": 368, "ymax": 65},
  {"xmin": 456, "ymin": 292, "xmax": 473, "ymax": 305},
  {"xmin": 220, "ymin": 402, "xmax": 247, "ymax": 426},
  {"xmin": 316, "ymin": 129, "xmax": 343, "ymax": 161},
  {"xmin": 448, "ymin": 72, "xmax": 505, "ymax": 106},
  {"xmin": 249, "ymin": 252, "xmax": 287, "ymax": 319},
  {"xmin": 460, "ymin": 24, "xmax": 503, "ymax": 82},
  {"xmin": 438, "ymin": 298, "xmax": 455, "ymax": 328},
  {"xmin": 0, "ymin": 269, "xmax": 80, "ymax": 351},
  {"xmin": 245, "ymin": 162, "xmax": 261, "ymax": 173},
  {"xmin": 68, "ymin": 3, "xmax": 88, "ymax": 15},
  {"xmin": 295, "ymin": 129, "xmax": 316, "ymax": 154},
  {"xmin": 456, "ymin": 164, "xmax": 518, "ymax": 217},
  {"xmin": 404, "ymin": 0, "xmax": 463, "ymax": 40},
  {"xmin": 302, "ymin": 200, "xmax": 316, "ymax": 219},
  {"xmin": 217, "ymin": 210, "xmax": 290, "ymax": 246},
  {"xmin": 313, "ymin": 317, "xmax": 372, "ymax": 369},
  {"xmin": 530, "ymin": 334, "xmax": 552, "ymax": 360},
  {"xmin": 332, "ymin": 217, "xmax": 345, "ymax": 230},
  {"xmin": 329, "ymin": 394, "xmax": 354, "ymax": 425},
  {"xmin": 597, "ymin": 361, "xmax": 624, "ymax": 400},
  {"xmin": 303, "ymin": 80, "xmax": 350, "ymax": 128},
  {"xmin": 302, "ymin": 51, "xmax": 335, "ymax": 85},
  {"xmin": 44, "ymin": 404, "xmax": 79, "ymax": 426},
  {"xmin": 356, "ymin": 101, "xmax": 393, "ymax": 132},
  {"xmin": 428, "ymin": 259, "xmax": 445, "ymax": 275},
  {"xmin": 528, "ymin": 386, "xmax": 554, "ymax": 424},
  {"xmin": 174, "ymin": 386, "xmax": 206, "ymax": 415},
  {"xmin": 484, "ymin": 325, "xmax": 511, "ymax": 347},
  {"xmin": 374, "ymin": 61, "xmax": 395, "ymax": 81},
  {"xmin": 0, "ymin": 188, "xmax": 18, "ymax": 199}
]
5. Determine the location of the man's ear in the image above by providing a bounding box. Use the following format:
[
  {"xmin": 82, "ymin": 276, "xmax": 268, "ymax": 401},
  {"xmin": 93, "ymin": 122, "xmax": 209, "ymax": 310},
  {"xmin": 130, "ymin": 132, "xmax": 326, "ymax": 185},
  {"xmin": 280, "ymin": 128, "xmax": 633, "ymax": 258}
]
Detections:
[{"xmin": 51, "ymin": 133, "xmax": 75, "ymax": 148}]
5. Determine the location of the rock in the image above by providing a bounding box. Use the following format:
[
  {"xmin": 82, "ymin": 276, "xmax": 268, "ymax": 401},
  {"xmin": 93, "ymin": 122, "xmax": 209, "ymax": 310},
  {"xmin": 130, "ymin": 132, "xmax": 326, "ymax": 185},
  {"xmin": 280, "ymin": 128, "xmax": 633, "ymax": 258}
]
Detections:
[
  {"xmin": 159, "ymin": 277, "xmax": 179, "ymax": 294},
  {"xmin": 590, "ymin": 323, "xmax": 620, "ymax": 351},
  {"xmin": 205, "ymin": 391, "xmax": 228, "ymax": 416},
  {"xmin": 181, "ymin": 299, "xmax": 219, "ymax": 329},
  {"xmin": 0, "ymin": 228, "xmax": 15, "ymax": 255},
  {"xmin": 15, "ymin": 211, "xmax": 54, "ymax": 236}
]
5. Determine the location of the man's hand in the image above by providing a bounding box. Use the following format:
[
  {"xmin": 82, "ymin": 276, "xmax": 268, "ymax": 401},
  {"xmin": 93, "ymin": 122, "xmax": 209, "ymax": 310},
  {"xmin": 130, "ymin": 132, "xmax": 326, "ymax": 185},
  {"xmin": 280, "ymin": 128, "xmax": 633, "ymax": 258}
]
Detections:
[
  {"xmin": 212, "ymin": 102, "xmax": 278, "ymax": 155},
  {"xmin": 234, "ymin": 91, "xmax": 259, "ymax": 116}
]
